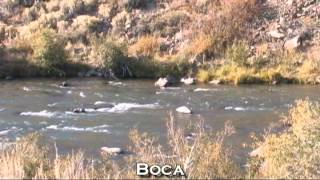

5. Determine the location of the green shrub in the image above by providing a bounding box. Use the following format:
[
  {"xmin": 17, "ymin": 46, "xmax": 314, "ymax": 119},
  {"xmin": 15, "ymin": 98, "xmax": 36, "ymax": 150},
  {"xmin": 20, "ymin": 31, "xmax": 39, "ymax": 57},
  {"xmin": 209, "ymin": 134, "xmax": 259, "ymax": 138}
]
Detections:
[
  {"xmin": 91, "ymin": 37, "xmax": 128, "ymax": 74},
  {"xmin": 150, "ymin": 11, "xmax": 190, "ymax": 37},
  {"xmin": 119, "ymin": 0, "xmax": 150, "ymax": 10},
  {"xmin": 127, "ymin": 57, "xmax": 189, "ymax": 78},
  {"xmin": 226, "ymin": 41, "xmax": 250, "ymax": 66},
  {"xmin": 31, "ymin": 28, "xmax": 68, "ymax": 75}
]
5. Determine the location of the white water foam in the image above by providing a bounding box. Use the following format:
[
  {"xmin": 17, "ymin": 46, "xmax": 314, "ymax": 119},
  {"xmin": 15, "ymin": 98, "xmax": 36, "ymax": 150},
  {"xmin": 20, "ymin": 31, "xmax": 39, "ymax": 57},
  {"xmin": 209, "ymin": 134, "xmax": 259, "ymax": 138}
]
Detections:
[
  {"xmin": 46, "ymin": 124, "xmax": 110, "ymax": 133},
  {"xmin": 95, "ymin": 93, "xmax": 104, "ymax": 98},
  {"xmin": 22, "ymin": 87, "xmax": 31, "ymax": 92},
  {"xmin": 79, "ymin": 92, "xmax": 86, "ymax": 98},
  {"xmin": 107, "ymin": 103, "xmax": 159, "ymax": 113},
  {"xmin": 0, "ymin": 129, "xmax": 11, "ymax": 136},
  {"xmin": 194, "ymin": 88, "xmax": 218, "ymax": 92},
  {"xmin": 224, "ymin": 106, "xmax": 272, "ymax": 112},
  {"xmin": 108, "ymin": 81, "xmax": 123, "ymax": 86},
  {"xmin": 20, "ymin": 110, "xmax": 57, "ymax": 118},
  {"xmin": 161, "ymin": 87, "xmax": 181, "ymax": 90},
  {"xmin": 66, "ymin": 103, "xmax": 160, "ymax": 114},
  {"xmin": 94, "ymin": 101, "xmax": 109, "ymax": 106},
  {"xmin": 0, "ymin": 108, "xmax": 4, "ymax": 112},
  {"xmin": 48, "ymin": 103, "xmax": 58, "ymax": 107},
  {"xmin": 0, "ymin": 127, "xmax": 22, "ymax": 136}
]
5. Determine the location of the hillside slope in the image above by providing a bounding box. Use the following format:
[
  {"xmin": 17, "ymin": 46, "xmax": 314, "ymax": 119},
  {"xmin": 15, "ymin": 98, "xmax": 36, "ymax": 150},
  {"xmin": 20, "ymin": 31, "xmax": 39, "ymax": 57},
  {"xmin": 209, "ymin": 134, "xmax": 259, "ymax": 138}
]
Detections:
[{"xmin": 0, "ymin": 0, "xmax": 319, "ymax": 84}]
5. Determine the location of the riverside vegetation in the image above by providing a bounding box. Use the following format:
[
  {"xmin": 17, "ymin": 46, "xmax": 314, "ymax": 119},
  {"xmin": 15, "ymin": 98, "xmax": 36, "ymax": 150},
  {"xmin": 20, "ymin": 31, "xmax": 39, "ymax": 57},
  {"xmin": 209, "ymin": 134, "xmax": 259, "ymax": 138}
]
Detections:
[
  {"xmin": 0, "ymin": 0, "xmax": 319, "ymax": 84},
  {"xmin": 1, "ymin": 99, "xmax": 320, "ymax": 179}
]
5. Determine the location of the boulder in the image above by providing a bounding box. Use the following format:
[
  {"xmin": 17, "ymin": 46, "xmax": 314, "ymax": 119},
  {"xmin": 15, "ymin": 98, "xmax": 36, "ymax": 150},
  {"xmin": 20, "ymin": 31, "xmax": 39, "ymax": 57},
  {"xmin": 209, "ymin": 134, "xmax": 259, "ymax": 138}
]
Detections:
[
  {"xmin": 60, "ymin": 81, "xmax": 69, "ymax": 87},
  {"xmin": 284, "ymin": 36, "xmax": 301, "ymax": 50},
  {"xmin": 181, "ymin": 77, "xmax": 195, "ymax": 85},
  {"xmin": 209, "ymin": 79, "xmax": 222, "ymax": 85},
  {"xmin": 155, "ymin": 76, "xmax": 176, "ymax": 87},
  {"xmin": 5, "ymin": 76, "xmax": 14, "ymax": 81},
  {"xmin": 176, "ymin": 106, "xmax": 192, "ymax": 114},
  {"xmin": 85, "ymin": 69, "xmax": 100, "ymax": 77},
  {"xmin": 155, "ymin": 78, "xmax": 168, "ymax": 87},
  {"xmin": 268, "ymin": 30, "xmax": 285, "ymax": 39},
  {"xmin": 316, "ymin": 76, "xmax": 320, "ymax": 84},
  {"xmin": 101, "ymin": 147, "xmax": 123, "ymax": 155}
]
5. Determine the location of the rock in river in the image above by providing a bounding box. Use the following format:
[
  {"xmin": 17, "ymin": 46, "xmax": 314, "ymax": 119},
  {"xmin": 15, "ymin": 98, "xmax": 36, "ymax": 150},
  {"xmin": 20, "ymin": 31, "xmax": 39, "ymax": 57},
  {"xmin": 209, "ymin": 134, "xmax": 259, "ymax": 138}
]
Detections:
[
  {"xmin": 60, "ymin": 81, "xmax": 69, "ymax": 87},
  {"xmin": 155, "ymin": 77, "xmax": 169, "ymax": 87},
  {"xmin": 176, "ymin": 106, "xmax": 192, "ymax": 114},
  {"xmin": 155, "ymin": 76, "xmax": 176, "ymax": 87},
  {"xmin": 181, "ymin": 77, "xmax": 195, "ymax": 85},
  {"xmin": 209, "ymin": 79, "xmax": 222, "ymax": 85}
]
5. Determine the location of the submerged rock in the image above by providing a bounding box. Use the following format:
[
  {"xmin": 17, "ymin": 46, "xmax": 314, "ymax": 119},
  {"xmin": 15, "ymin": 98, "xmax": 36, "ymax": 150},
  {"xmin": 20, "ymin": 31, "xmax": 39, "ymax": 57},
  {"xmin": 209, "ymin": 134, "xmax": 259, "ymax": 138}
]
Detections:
[
  {"xmin": 176, "ymin": 106, "xmax": 192, "ymax": 114},
  {"xmin": 101, "ymin": 147, "xmax": 123, "ymax": 155},
  {"xmin": 185, "ymin": 133, "xmax": 197, "ymax": 140},
  {"xmin": 181, "ymin": 77, "xmax": 195, "ymax": 85},
  {"xmin": 94, "ymin": 102, "xmax": 114, "ymax": 110},
  {"xmin": 73, "ymin": 108, "xmax": 86, "ymax": 113},
  {"xmin": 209, "ymin": 79, "xmax": 222, "ymax": 85}
]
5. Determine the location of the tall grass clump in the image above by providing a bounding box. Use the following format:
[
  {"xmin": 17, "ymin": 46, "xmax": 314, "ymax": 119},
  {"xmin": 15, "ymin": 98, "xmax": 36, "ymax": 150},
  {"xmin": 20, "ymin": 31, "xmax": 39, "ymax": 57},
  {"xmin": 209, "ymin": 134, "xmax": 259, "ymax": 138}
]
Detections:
[
  {"xmin": 30, "ymin": 28, "xmax": 68, "ymax": 76},
  {"xmin": 248, "ymin": 100, "xmax": 320, "ymax": 179},
  {"xmin": 202, "ymin": 0, "xmax": 262, "ymax": 55},
  {"xmin": 121, "ymin": 114, "xmax": 242, "ymax": 179},
  {"xmin": 226, "ymin": 41, "xmax": 250, "ymax": 66},
  {"xmin": 0, "ymin": 134, "xmax": 96, "ymax": 179},
  {"xmin": 196, "ymin": 69, "xmax": 211, "ymax": 83},
  {"xmin": 0, "ymin": 134, "xmax": 48, "ymax": 179}
]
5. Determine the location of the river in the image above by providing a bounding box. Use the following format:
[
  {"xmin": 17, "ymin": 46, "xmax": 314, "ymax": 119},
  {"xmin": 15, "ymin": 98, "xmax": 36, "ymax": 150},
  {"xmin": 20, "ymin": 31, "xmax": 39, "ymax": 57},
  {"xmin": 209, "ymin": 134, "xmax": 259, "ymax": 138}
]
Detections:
[{"xmin": 0, "ymin": 78, "xmax": 319, "ymax": 162}]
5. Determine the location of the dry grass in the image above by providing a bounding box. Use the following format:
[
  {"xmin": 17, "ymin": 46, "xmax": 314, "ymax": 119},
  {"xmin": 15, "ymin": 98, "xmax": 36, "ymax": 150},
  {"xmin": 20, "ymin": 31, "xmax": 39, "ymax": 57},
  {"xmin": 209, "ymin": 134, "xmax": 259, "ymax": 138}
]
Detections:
[
  {"xmin": 0, "ymin": 134, "xmax": 96, "ymax": 179},
  {"xmin": 119, "ymin": 114, "xmax": 242, "ymax": 179},
  {"xmin": 196, "ymin": 69, "xmax": 211, "ymax": 83},
  {"xmin": 248, "ymin": 100, "xmax": 320, "ymax": 179},
  {"xmin": 129, "ymin": 35, "xmax": 160, "ymax": 57},
  {"xmin": 184, "ymin": 33, "xmax": 213, "ymax": 58}
]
